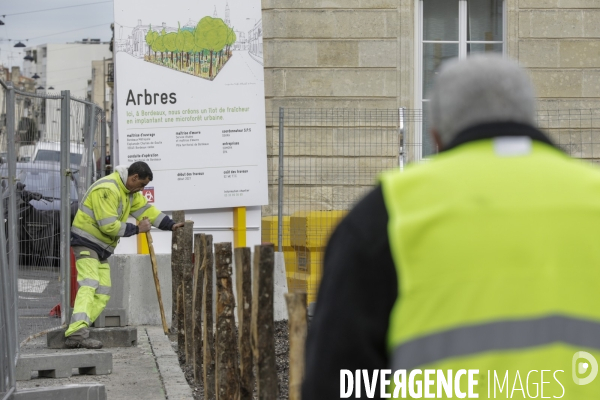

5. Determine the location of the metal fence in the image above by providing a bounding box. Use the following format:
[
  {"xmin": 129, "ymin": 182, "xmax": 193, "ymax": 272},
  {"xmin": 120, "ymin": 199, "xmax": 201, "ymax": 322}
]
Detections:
[
  {"xmin": 0, "ymin": 79, "xmax": 104, "ymax": 398},
  {"xmin": 263, "ymin": 109, "xmax": 401, "ymax": 303},
  {"xmin": 263, "ymin": 107, "xmax": 600, "ymax": 304}
]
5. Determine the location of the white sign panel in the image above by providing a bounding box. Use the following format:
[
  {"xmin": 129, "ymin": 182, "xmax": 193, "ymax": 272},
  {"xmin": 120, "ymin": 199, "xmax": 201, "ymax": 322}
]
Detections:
[{"xmin": 114, "ymin": 0, "xmax": 267, "ymax": 211}]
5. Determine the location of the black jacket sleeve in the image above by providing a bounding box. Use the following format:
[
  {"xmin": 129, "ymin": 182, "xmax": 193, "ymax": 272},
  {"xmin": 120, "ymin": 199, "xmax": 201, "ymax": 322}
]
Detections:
[
  {"xmin": 158, "ymin": 215, "xmax": 175, "ymax": 231},
  {"xmin": 302, "ymin": 185, "xmax": 398, "ymax": 400}
]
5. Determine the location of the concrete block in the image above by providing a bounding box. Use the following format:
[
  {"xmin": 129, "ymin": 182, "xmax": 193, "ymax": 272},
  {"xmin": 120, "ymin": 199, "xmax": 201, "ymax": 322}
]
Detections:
[
  {"xmin": 559, "ymin": 0, "xmax": 600, "ymax": 8},
  {"xmin": 583, "ymin": 10, "xmax": 600, "ymax": 38},
  {"xmin": 317, "ymin": 41, "xmax": 359, "ymax": 67},
  {"xmin": 518, "ymin": 11, "xmax": 532, "ymax": 38},
  {"xmin": 519, "ymin": 0, "xmax": 559, "ymax": 7},
  {"xmin": 518, "ymin": 40, "xmax": 559, "ymax": 68},
  {"xmin": 124, "ymin": 254, "xmax": 173, "ymax": 325},
  {"xmin": 274, "ymin": 252, "xmax": 289, "ymax": 321},
  {"xmin": 92, "ymin": 308, "xmax": 128, "ymax": 328},
  {"xmin": 583, "ymin": 70, "xmax": 600, "ymax": 98},
  {"xmin": 265, "ymin": 40, "xmax": 318, "ymax": 68},
  {"xmin": 527, "ymin": 10, "xmax": 584, "ymax": 38},
  {"xmin": 262, "ymin": 0, "xmax": 398, "ymax": 8},
  {"xmin": 17, "ymin": 351, "xmax": 112, "ymax": 381},
  {"xmin": 528, "ymin": 69, "xmax": 582, "ymax": 98},
  {"xmin": 263, "ymin": 10, "xmax": 398, "ymax": 39},
  {"xmin": 13, "ymin": 384, "xmax": 106, "ymax": 400},
  {"xmin": 47, "ymin": 327, "xmax": 138, "ymax": 349},
  {"xmin": 359, "ymin": 40, "xmax": 398, "ymax": 68},
  {"xmin": 521, "ymin": 0, "xmax": 599, "ymax": 7},
  {"xmin": 265, "ymin": 97, "xmax": 399, "ymax": 114},
  {"xmin": 559, "ymin": 40, "xmax": 600, "ymax": 68},
  {"xmin": 273, "ymin": 68, "xmax": 396, "ymax": 97}
]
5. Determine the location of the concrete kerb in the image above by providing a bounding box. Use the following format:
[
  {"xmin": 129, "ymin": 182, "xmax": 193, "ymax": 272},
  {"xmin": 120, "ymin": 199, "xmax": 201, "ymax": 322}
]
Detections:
[{"xmin": 146, "ymin": 326, "xmax": 194, "ymax": 399}]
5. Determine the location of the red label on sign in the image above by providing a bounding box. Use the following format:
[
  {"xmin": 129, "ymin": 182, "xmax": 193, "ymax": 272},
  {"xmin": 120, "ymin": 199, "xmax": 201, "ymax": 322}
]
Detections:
[{"xmin": 143, "ymin": 187, "xmax": 155, "ymax": 203}]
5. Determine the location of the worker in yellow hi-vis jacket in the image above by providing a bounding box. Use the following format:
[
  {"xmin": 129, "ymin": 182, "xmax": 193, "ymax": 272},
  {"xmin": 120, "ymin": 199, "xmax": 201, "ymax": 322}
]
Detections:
[{"xmin": 65, "ymin": 161, "xmax": 183, "ymax": 349}]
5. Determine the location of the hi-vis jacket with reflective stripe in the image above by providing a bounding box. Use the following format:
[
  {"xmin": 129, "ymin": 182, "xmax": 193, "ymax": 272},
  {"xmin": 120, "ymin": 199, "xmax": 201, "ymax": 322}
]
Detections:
[
  {"xmin": 381, "ymin": 138, "xmax": 600, "ymax": 398},
  {"xmin": 72, "ymin": 171, "xmax": 166, "ymax": 254}
]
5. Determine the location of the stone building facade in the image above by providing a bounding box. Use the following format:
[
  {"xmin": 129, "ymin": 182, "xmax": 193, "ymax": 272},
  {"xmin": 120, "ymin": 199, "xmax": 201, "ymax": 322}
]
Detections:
[
  {"xmin": 260, "ymin": 0, "xmax": 600, "ymax": 214},
  {"xmin": 262, "ymin": 0, "xmax": 600, "ymax": 113}
]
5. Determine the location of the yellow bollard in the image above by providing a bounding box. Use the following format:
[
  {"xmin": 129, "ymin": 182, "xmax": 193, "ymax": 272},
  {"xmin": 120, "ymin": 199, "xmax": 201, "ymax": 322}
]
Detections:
[
  {"xmin": 137, "ymin": 220, "xmax": 150, "ymax": 254},
  {"xmin": 233, "ymin": 207, "xmax": 247, "ymax": 248}
]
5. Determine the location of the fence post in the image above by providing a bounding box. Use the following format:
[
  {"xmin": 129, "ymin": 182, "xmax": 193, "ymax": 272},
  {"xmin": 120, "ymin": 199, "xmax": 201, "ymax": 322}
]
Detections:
[
  {"xmin": 0, "ymin": 84, "xmax": 17, "ymax": 393},
  {"xmin": 214, "ymin": 242, "xmax": 240, "ymax": 399},
  {"xmin": 100, "ymin": 110, "xmax": 107, "ymax": 177},
  {"xmin": 86, "ymin": 104, "xmax": 97, "ymax": 187},
  {"xmin": 182, "ymin": 220, "xmax": 195, "ymax": 364},
  {"xmin": 203, "ymin": 237, "xmax": 216, "ymax": 400},
  {"xmin": 5, "ymin": 82, "xmax": 20, "ymax": 370},
  {"xmin": 235, "ymin": 247, "xmax": 253, "ymax": 400},
  {"xmin": 277, "ymin": 107, "xmax": 284, "ymax": 253},
  {"xmin": 171, "ymin": 210, "xmax": 185, "ymax": 333},
  {"xmin": 285, "ymin": 293, "xmax": 308, "ymax": 400},
  {"xmin": 60, "ymin": 90, "xmax": 72, "ymax": 325},
  {"xmin": 252, "ymin": 244, "xmax": 278, "ymax": 399}
]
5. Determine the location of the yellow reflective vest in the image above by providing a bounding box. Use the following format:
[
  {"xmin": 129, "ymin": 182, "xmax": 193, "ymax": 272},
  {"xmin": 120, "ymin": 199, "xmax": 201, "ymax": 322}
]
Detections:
[
  {"xmin": 381, "ymin": 139, "xmax": 600, "ymax": 398},
  {"xmin": 72, "ymin": 171, "xmax": 165, "ymax": 254}
]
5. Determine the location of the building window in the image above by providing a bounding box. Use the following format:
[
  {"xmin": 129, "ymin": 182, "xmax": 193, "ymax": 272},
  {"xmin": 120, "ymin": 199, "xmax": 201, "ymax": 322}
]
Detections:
[{"xmin": 417, "ymin": 0, "xmax": 504, "ymax": 158}]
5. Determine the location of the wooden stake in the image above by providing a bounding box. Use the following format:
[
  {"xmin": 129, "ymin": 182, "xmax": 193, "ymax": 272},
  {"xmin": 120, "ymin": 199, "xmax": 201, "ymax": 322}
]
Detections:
[
  {"xmin": 182, "ymin": 220, "xmax": 195, "ymax": 364},
  {"xmin": 177, "ymin": 284, "xmax": 184, "ymax": 353},
  {"xmin": 192, "ymin": 233, "xmax": 210, "ymax": 384},
  {"xmin": 203, "ymin": 238, "xmax": 216, "ymax": 400},
  {"xmin": 285, "ymin": 293, "xmax": 307, "ymax": 400},
  {"xmin": 235, "ymin": 247, "xmax": 253, "ymax": 400},
  {"xmin": 170, "ymin": 210, "xmax": 185, "ymax": 333},
  {"xmin": 146, "ymin": 228, "xmax": 168, "ymax": 334},
  {"xmin": 214, "ymin": 242, "xmax": 240, "ymax": 400},
  {"xmin": 252, "ymin": 244, "xmax": 278, "ymax": 399}
]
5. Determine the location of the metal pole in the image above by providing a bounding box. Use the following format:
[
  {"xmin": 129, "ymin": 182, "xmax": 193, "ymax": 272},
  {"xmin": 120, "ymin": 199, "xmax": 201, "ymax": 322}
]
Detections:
[
  {"xmin": 109, "ymin": 114, "xmax": 114, "ymax": 174},
  {"xmin": 277, "ymin": 107, "xmax": 284, "ymax": 253},
  {"xmin": 0, "ymin": 130, "xmax": 14, "ymax": 397},
  {"xmin": 100, "ymin": 110, "xmax": 107, "ymax": 177},
  {"xmin": 5, "ymin": 82, "xmax": 19, "ymax": 385},
  {"xmin": 60, "ymin": 90, "xmax": 72, "ymax": 326},
  {"xmin": 86, "ymin": 104, "xmax": 97, "ymax": 188},
  {"xmin": 399, "ymin": 107, "xmax": 405, "ymax": 171}
]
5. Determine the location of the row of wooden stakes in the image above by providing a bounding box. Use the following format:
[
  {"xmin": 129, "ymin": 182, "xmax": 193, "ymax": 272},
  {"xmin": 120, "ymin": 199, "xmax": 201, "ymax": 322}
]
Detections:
[{"xmin": 168, "ymin": 211, "xmax": 308, "ymax": 400}]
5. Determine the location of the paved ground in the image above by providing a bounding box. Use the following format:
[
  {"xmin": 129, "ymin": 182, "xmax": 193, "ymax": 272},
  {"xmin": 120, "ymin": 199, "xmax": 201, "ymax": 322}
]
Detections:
[{"xmin": 16, "ymin": 326, "xmax": 193, "ymax": 399}]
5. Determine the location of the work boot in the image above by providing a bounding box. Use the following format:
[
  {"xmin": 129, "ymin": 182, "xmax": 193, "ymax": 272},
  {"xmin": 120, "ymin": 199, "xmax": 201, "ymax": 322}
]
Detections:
[{"xmin": 65, "ymin": 337, "xmax": 103, "ymax": 349}]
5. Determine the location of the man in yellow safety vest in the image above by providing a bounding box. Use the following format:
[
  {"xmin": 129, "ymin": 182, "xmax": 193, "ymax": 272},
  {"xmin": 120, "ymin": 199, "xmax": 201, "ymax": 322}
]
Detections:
[
  {"xmin": 65, "ymin": 161, "xmax": 183, "ymax": 349},
  {"xmin": 303, "ymin": 55, "xmax": 600, "ymax": 399}
]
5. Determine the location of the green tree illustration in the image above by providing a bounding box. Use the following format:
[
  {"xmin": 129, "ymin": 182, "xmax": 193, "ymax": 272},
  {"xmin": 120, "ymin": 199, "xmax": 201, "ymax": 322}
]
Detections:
[
  {"xmin": 145, "ymin": 25, "xmax": 155, "ymax": 59},
  {"xmin": 152, "ymin": 34, "xmax": 166, "ymax": 64},
  {"xmin": 163, "ymin": 31, "xmax": 178, "ymax": 67},
  {"xmin": 195, "ymin": 16, "xmax": 228, "ymax": 79},
  {"xmin": 176, "ymin": 27, "xmax": 194, "ymax": 72}
]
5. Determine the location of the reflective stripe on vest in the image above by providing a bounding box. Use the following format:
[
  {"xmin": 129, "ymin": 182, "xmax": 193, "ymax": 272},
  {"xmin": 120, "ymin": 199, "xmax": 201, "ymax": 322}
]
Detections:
[
  {"xmin": 391, "ymin": 315, "xmax": 600, "ymax": 371},
  {"xmin": 71, "ymin": 227, "xmax": 116, "ymax": 253}
]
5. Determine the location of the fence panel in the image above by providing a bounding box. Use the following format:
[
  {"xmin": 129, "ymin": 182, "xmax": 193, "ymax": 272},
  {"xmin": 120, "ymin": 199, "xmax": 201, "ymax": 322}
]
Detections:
[
  {"xmin": 263, "ymin": 109, "xmax": 401, "ymax": 303},
  {"xmin": 265, "ymin": 107, "xmax": 600, "ymax": 305},
  {"xmin": 0, "ymin": 80, "xmax": 104, "ymax": 365}
]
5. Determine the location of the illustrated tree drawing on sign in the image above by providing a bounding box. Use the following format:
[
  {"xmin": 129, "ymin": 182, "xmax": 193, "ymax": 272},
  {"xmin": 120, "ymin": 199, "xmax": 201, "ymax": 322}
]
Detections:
[{"xmin": 144, "ymin": 16, "xmax": 237, "ymax": 80}]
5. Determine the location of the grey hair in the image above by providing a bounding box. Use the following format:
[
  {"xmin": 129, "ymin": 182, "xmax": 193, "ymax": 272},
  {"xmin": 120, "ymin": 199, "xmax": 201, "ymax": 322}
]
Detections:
[{"xmin": 428, "ymin": 54, "xmax": 537, "ymax": 148}]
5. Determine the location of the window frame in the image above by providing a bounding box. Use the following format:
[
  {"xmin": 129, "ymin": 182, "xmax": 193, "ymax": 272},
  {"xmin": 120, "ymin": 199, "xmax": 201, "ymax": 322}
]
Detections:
[{"xmin": 413, "ymin": 0, "xmax": 506, "ymax": 162}]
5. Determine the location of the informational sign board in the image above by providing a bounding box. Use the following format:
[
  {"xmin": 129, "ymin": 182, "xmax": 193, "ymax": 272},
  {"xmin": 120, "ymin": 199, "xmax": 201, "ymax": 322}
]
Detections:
[{"xmin": 114, "ymin": 0, "xmax": 267, "ymax": 211}]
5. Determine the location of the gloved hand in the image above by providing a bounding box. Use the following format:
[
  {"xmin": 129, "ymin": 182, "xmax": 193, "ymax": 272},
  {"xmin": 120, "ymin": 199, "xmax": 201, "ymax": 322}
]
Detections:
[{"xmin": 139, "ymin": 217, "xmax": 152, "ymax": 233}]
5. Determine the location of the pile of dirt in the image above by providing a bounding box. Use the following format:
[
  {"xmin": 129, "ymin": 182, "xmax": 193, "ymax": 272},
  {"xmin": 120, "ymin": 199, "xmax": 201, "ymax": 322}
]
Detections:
[{"xmin": 172, "ymin": 320, "xmax": 290, "ymax": 399}]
